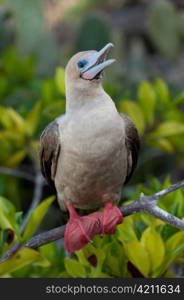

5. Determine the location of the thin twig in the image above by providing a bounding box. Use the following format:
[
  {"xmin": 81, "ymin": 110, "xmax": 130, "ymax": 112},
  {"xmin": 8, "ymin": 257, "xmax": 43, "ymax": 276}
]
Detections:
[
  {"xmin": 1, "ymin": 180, "xmax": 184, "ymax": 263},
  {"xmin": 20, "ymin": 173, "xmax": 44, "ymax": 234},
  {"xmin": 0, "ymin": 165, "xmax": 45, "ymax": 233},
  {"xmin": 153, "ymin": 180, "xmax": 184, "ymax": 200},
  {"xmin": 0, "ymin": 166, "xmax": 34, "ymax": 182}
]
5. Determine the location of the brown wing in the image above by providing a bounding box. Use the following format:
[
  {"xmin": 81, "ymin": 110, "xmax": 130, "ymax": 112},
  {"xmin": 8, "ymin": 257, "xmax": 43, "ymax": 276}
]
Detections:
[
  {"xmin": 39, "ymin": 120, "xmax": 61, "ymax": 187},
  {"xmin": 120, "ymin": 113, "xmax": 140, "ymax": 184}
]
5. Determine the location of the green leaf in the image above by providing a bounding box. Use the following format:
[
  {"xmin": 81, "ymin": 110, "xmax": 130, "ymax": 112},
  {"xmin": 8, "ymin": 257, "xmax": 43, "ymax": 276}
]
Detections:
[
  {"xmin": 149, "ymin": 121, "xmax": 184, "ymax": 138},
  {"xmin": 0, "ymin": 197, "xmax": 16, "ymax": 230},
  {"xmin": 0, "ymin": 107, "xmax": 26, "ymax": 133},
  {"xmin": 5, "ymin": 150, "xmax": 27, "ymax": 167},
  {"xmin": 165, "ymin": 231, "xmax": 184, "ymax": 254},
  {"xmin": 0, "ymin": 130, "xmax": 24, "ymax": 144},
  {"xmin": 0, "ymin": 196, "xmax": 15, "ymax": 215},
  {"xmin": 141, "ymin": 227, "xmax": 165, "ymax": 272},
  {"xmin": 82, "ymin": 243, "xmax": 106, "ymax": 272},
  {"xmin": 107, "ymin": 254, "xmax": 120, "ymax": 275},
  {"xmin": 138, "ymin": 81, "xmax": 156, "ymax": 123},
  {"xmin": 25, "ymin": 101, "xmax": 42, "ymax": 136},
  {"xmin": 160, "ymin": 224, "xmax": 179, "ymax": 241},
  {"xmin": 75, "ymin": 249, "xmax": 90, "ymax": 267},
  {"xmin": 161, "ymin": 176, "xmax": 171, "ymax": 189},
  {"xmin": 39, "ymin": 242, "xmax": 57, "ymax": 262},
  {"xmin": 22, "ymin": 196, "xmax": 55, "ymax": 241},
  {"xmin": 153, "ymin": 138, "xmax": 174, "ymax": 153},
  {"xmin": 0, "ymin": 248, "xmax": 41, "ymax": 275},
  {"xmin": 155, "ymin": 231, "xmax": 184, "ymax": 277},
  {"xmin": 64, "ymin": 258, "xmax": 86, "ymax": 278},
  {"xmin": 119, "ymin": 100, "xmax": 145, "ymax": 134},
  {"xmin": 105, "ymin": 244, "xmax": 126, "ymax": 277},
  {"xmin": 173, "ymin": 92, "xmax": 184, "ymax": 106},
  {"xmin": 0, "ymin": 210, "xmax": 14, "ymax": 230},
  {"xmin": 124, "ymin": 240, "xmax": 150, "ymax": 277},
  {"xmin": 33, "ymin": 255, "xmax": 50, "ymax": 267},
  {"xmin": 42, "ymin": 79, "xmax": 56, "ymax": 103},
  {"xmin": 0, "ymin": 231, "xmax": 8, "ymax": 250},
  {"xmin": 165, "ymin": 231, "xmax": 184, "ymax": 269},
  {"xmin": 55, "ymin": 67, "xmax": 65, "ymax": 95},
  {"xmin": 154, "ymin": 78, "xmax": 170, "ymax": 105},
  {"xmin": 117, "ymin": 216, "xmax": 138, "ymax": 243},
  {"xmin": 173, "ymin": 190, "xmax": 184, "ymax": 218}
]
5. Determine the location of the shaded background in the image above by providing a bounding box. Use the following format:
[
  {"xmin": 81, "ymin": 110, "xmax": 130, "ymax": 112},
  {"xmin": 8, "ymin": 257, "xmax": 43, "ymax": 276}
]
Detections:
[
  {"xmin": 0, "ymin": 0, "xmax": 184, "ymax": 278},
  {"xmin": 2, "ymin": 0, "xmax": 184, "ymax": 85}
]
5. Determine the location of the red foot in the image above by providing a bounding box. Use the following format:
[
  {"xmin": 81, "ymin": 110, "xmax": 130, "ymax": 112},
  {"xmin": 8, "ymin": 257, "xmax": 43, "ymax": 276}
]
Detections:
[
  {"xmin": 101, "ymin": 202, "xmax": 123, "ymax": 234},
  {"xmin": 64, "ymin": 203, "xmax": 102, "ymax": 253},
  {"xmin": 64, "ymin": 202, "xmax": 123, "ymax": 253}
]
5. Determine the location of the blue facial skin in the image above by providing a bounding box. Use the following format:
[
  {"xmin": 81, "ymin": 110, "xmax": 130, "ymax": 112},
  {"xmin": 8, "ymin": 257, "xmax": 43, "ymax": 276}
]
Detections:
[{"xmin": 77, "ymin": 59, "xmax": 88, "ymax": 70}]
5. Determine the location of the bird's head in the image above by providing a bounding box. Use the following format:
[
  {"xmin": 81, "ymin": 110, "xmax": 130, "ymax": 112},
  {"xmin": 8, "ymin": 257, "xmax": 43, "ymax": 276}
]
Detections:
[{"xmin": 65, "ymin": 43, "xmax": 115, "ymax": 93}]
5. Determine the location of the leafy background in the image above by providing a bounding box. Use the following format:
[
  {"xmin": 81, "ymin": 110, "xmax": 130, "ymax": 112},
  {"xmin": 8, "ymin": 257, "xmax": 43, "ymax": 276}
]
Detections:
[{"xmin": 0, "ymin": 0, "xmax": 184, "ymax": 278}]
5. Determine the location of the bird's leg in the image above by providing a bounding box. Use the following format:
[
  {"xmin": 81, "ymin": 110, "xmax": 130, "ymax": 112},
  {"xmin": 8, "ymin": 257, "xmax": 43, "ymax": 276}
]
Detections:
[
  {"xmin": 64, "ymin": 203, "xmax": 102, "ymax": 253},
  {"xmin": 101, "ymin": 202, "xmax": 123, "ymax": 234}
]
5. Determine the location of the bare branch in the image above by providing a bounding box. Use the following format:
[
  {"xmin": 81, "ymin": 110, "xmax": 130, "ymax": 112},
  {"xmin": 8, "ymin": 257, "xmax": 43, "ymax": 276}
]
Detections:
[
  {"xmin": 0, "ymin": 165, "xmax": 45, "ymax": 233},
  {"xmin": 0, "ymin": 166, "xmax": 34, "ymax": 182},
  {"xmin": 20, "ymin": 173, "xmax": 44, "ymax": 234},
  {"xmin": 153, "ymin": 180, "xmax": 184, "ymax": 200},
  {"xmin": 1, "ymin": 180, "xmax": 184, "ymax": 263}
]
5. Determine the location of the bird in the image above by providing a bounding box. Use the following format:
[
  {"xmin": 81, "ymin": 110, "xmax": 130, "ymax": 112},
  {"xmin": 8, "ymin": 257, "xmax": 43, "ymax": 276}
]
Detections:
[{"xmin": 39, "ymin": 43, "xmax": 140, "ymax": 253}]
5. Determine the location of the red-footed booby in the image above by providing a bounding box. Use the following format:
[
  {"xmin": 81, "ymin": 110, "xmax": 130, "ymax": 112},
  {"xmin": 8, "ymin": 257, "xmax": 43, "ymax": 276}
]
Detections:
[{"xmin": 39, "ymin": 43, "xmax": 140, "ymax": 253}]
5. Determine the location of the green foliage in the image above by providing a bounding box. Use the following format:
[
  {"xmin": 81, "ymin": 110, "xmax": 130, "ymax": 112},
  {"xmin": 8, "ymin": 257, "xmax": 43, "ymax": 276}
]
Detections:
[
  {"xmin": 0, "ymin": 178, "xmax": 184, "ymax": 278},
  {"xmin": 0, "ymin": 50, "xmax": 65, "ymax": 169},
  {"xmin": 119, "ymin": 79, "xmax": 184, "ymax": 158},
  {"xmin": 0, "ymin": 195, "xmax": 57, "ymax": 277},
  {"xmin": 65, "ymin": 258, "xmax": 86, "ymax": 278},
  {"xmin": 138, "ymin": 81, "xmax": 156, "ymax": 124},
  {"xmin": 22, "ymin": 196, "xmax": 55, "ymax": 242},
  {"xmin": 119, "ymin": 100, "xmax": 145, "ymax": 134},
  {"xmin": 0, "ymin": 248, "xmax": 43, "ymax": 276}
]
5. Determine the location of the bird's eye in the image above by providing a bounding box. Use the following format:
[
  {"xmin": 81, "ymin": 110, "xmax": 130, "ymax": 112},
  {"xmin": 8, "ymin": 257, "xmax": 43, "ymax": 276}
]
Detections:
[{"xmin": 77, "ymin": 59, "xmax": 88, "ymax": 69}]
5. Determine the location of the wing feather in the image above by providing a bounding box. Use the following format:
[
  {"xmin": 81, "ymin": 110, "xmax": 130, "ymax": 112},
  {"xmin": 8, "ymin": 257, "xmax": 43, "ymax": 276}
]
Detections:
[
  {"xmin": 39, "ymin": 120, "xmax": 61, "ymax": 187},
  {"xmin": 120, "ymin": 113, "xmax": 140, "ymax": 184}
]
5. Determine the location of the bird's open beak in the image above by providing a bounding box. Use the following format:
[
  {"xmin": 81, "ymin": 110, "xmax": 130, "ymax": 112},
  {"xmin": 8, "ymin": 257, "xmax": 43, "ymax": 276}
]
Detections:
[{"xmin": 81, "ymin": 43, "xmax": 116, "ymax": 80}]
